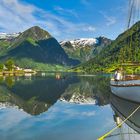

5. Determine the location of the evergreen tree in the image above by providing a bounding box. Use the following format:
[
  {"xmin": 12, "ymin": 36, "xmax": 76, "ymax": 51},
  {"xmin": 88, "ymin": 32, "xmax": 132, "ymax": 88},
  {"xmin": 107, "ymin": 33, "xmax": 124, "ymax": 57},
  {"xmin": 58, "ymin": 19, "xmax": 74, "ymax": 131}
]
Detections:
[{"xmin": 5, "ymin": 59, "xmax": 14, "ymax": 71}]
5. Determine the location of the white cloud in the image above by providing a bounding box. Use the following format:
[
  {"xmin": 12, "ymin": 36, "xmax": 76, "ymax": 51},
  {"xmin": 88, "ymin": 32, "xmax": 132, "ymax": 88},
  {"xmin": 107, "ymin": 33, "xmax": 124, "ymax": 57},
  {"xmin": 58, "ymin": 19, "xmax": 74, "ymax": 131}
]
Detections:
[
  {"xmin": 106, "ymin": 17, "xmax": 116, "ymax": 26},
  {"xmin": 0, "ymin": 0, "xmax": 37, "ymax": 32},
  {"xmin": 0, "ymin": 0, "xmax": 96, "ymax": 40},
  {"xmin": 63, "ymin": 108, "xmax": 96, "ymax": 117},
  {"xmin": 84, "ymin": 26, "xmax": 96, "ymax": 32},
  {"xmin": 100, "ymin": 11, "xmax": 117, "ymax": 26},
  {"xmin": 0, "ymin": 108, "xmax": 29, "ymax": 129},
  {"xmin": 54, "ymin": 6, "xmax": 79, "ymax": 18},
  {"xmin": 41, "ymin": 102, "xmax": 96, "ymax": 120}
]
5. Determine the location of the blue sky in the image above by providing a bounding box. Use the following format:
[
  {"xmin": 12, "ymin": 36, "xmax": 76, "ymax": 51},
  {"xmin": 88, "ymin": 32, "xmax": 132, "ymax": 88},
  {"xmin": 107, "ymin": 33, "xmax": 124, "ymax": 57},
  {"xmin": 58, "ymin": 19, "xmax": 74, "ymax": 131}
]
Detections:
[{"xmin": 0, "ymin": 0, "xmax": 132, "ymax": 40}]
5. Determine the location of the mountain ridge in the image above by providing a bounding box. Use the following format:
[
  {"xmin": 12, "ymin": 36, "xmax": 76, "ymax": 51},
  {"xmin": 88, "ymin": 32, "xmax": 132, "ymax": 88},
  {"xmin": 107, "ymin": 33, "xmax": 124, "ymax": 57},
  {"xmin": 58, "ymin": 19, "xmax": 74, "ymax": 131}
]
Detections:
[
  {"xmin": 0, "ymin": 26, "xmax": 80, "ymax": 70},
  {"xmin": 74, "ymin": 21, "xmax": 140, "ymax": 73},
  {"xmin": 60, "ymin": 37, "xmax": 112, "ymax": 62}
]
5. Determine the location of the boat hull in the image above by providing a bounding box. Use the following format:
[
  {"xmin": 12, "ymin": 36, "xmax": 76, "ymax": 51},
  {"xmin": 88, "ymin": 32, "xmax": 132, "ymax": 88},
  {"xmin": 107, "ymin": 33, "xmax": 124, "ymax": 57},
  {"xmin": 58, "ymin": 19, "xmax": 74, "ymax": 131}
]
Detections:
[{"xmin": 111, "ymin": 80, "xmax": 140, "ymax": 103}]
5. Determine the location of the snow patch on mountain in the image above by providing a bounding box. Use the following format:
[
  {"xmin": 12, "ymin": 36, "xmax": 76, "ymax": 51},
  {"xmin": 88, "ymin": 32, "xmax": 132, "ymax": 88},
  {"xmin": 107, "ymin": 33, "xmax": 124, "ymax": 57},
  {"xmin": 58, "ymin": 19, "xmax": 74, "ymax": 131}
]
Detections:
[
  {"xmin": 60, "ymin": 38, "xmax": 98, "ymax": 49},
  {"xmin": 70, "ymin": 38, "xmax": 98, "ymax": 46},
  {"xmin": 0, "ymin": 32, "xmax": 20, "ymax": 40}
]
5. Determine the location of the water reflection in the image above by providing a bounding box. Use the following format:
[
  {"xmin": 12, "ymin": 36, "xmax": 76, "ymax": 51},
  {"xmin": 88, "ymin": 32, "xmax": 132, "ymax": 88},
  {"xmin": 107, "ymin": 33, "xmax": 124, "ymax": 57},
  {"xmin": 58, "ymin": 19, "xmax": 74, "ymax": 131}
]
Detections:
[
  {"xmin": 0, "ymin": 74, "xmax": 79, "ymax": 115},
  {"xmin": 0, "ymin": 74, "xmax": 140, "ymax": 140},
  {"xmin": 61, "ymin": 76, "xmax": 111, "ymax": 106},
  {"xmin": 109, "ymin": 94, "xmax": 140, "ymax": 139},
  {"xmin": 0, "ymin": 74, "xmax": 111, "ymax": 115}
]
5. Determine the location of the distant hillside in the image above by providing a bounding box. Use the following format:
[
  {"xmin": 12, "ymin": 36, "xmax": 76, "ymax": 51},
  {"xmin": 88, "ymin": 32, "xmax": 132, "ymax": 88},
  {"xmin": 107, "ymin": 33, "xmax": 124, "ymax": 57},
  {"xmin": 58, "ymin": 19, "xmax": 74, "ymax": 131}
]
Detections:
[
  {"xmin": 60, "ymin": 37, "xmax": 112, "ymax": 62},
  {"xmin": 0, "ymin": 26, "xmax": 80, "ymax": 70},
  {"xmin": 74, "ymin": 21, "xmax": 140, "ymax": 73}
]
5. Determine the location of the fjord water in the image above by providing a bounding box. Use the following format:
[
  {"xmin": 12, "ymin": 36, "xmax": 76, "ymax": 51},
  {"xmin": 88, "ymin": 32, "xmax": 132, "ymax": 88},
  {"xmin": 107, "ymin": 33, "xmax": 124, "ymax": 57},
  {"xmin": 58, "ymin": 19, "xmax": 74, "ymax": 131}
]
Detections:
[{"xmin": 0, "ymin": 74, "xmax": 140, "ymax": 140}]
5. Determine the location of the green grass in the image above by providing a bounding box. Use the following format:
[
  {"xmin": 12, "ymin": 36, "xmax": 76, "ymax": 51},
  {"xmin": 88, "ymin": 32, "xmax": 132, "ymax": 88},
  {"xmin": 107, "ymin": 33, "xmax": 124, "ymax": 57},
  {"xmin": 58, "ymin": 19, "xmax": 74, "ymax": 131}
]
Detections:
[{"xmin": 15, "ymin": 58, "xmax": 68, "ymax": 71}]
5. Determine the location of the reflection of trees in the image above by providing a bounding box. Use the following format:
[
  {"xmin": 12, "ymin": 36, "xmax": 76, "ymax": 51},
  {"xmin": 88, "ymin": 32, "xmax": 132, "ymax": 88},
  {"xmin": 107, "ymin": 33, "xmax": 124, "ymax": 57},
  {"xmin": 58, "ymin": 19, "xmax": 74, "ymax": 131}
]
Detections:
[
  {"xmin": 91, "ymin": 76, "xmax": 111, "ymax": 106},
  {"xmin": 5, "ymin": 77, "xmax": 15, "ymax": 88},
  {"xmin": 0, "ymin": 75, "xmax": 112, "ymax": 115},
  {"xmin": 0, "ymin": 76, "xmax": 79, "ymax": 115},
  {"xmin": 0, "ymin": 77, "xmax": 4, "ymax": 84},
  {"xmin": 0, "ymin": 85, "xmax": 51, "ymax": 115},
  {"xmin": 0, "ymin": 76, "xmax": 15, "ymax": 87},
  {"xmin": 61, "ymin": 75, "xmax": 111, "ymax": 106}
]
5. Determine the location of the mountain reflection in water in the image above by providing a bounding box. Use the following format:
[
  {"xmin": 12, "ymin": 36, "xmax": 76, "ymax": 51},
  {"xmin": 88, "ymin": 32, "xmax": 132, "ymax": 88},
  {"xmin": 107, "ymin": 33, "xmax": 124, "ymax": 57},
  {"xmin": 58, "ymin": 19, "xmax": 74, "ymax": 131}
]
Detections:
[
  {"xmin": 0, "ymin": 74, "xmax": 79, "ymax": 115},
  {"xmin": 0, "ymin": 74, "xmax": 139, "ymax": 140},
  {"xmin": 0, "ymin": 74, "xmax": 110, "ymax": 115}
]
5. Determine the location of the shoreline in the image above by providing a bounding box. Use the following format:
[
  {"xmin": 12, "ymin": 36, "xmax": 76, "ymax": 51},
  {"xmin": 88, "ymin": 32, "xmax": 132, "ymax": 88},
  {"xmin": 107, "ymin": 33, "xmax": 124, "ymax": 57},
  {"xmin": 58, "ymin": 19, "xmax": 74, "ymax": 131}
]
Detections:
[{"xmin": 0, "ymin": 70, "xmax": 36, "ymax": 76}]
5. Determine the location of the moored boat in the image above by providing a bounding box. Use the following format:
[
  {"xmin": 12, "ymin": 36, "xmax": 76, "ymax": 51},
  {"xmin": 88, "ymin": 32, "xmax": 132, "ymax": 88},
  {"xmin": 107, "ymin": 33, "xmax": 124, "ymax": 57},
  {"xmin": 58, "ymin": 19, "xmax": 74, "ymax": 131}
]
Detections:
[{"xmin": 110, "ymin": 76, "xmax": 140, "ymax": 103}]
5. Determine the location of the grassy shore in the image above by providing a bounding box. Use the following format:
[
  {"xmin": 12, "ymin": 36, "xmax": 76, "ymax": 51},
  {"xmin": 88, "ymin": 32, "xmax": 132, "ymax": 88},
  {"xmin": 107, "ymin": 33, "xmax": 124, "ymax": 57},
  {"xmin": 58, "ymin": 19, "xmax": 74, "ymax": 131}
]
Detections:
[
  {"xmin": 72, "ymin": 62, "xmax": 140, "ymax": 74},
  {"xmin": 0, "ymin": 70, "xmax": 36, "ymax": 76}
]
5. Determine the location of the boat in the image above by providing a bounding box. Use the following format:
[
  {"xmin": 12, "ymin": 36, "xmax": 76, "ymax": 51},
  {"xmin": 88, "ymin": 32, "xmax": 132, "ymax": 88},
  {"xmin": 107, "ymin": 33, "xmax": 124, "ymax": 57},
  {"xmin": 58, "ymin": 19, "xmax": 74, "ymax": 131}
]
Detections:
[
  {"xmin": 110, "ymin": 0, "xmax": 140, "ymax": 103},
  {"xmin": 110, "ymin": 74, "xmax": 140, "ymax": 103}
]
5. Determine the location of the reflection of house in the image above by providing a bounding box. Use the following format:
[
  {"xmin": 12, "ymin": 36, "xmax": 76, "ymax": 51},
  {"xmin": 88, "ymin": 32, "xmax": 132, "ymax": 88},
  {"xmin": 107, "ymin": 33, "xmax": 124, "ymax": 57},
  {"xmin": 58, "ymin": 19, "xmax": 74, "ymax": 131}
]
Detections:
[
  {"xmin": 24, "ymin": 69, "xmax": 33, "ymax": 73},
  {"xmin": 56, "ymin": 74, "xmax": 61, "ymax": 79}
]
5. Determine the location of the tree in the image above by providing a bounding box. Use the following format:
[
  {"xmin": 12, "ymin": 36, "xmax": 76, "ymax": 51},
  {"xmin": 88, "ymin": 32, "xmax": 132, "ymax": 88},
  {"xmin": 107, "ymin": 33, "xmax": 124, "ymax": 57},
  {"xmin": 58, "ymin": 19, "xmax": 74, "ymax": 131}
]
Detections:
[
  {"xmin": 0, "ymin": 63, "xmax": 4, "ymax": 71},
  {"xmin": 5, "ymin": 59, "xmax": 14, "ymax": 71}
]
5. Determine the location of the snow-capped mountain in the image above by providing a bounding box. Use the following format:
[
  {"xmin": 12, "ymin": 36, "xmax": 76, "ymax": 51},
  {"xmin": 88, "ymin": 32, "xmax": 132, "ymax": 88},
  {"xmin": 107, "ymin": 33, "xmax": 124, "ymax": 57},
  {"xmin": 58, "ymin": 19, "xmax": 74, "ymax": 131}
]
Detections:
[
  {"xmin": 60, "ymin": 37, "xmax": 112, "ymax": 62},
  {"xmin": 60, "ymin": 38, "xmax": 98, "ymax": 49},
  {"xmin": 0, "ymin": 32, "xmax": 20, "ymax": 40}
]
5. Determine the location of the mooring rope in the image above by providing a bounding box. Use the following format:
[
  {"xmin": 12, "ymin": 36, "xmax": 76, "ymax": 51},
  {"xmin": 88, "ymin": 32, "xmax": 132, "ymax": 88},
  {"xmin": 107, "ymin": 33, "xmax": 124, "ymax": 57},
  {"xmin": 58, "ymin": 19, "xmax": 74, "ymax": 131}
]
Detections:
[{"xmin": 97, "ymin": 104, "xmax": 140, "ymax": 140}]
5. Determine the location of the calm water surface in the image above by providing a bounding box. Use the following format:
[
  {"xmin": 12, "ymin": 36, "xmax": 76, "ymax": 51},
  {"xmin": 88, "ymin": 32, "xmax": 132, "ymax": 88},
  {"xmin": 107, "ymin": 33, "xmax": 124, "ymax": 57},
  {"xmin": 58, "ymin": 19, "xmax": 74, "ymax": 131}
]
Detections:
[{"xmin": 0, "ymin": 73, "xmax": 139, "ymax": 140}]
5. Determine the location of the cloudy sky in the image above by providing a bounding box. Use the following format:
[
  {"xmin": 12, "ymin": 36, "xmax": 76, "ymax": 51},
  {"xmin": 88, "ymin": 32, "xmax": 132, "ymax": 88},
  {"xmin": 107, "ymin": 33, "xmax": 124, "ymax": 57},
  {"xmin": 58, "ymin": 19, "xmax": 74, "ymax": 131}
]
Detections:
[{"xmin": 0, "ymin": 0, "xmax": 134, "ymax": 40}]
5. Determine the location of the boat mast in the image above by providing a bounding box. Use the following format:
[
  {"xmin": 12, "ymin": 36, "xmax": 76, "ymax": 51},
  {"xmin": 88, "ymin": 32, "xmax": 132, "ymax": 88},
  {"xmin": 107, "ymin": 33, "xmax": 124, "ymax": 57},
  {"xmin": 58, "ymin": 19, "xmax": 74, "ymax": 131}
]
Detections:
[
  {"xmin": 125, "ymin": 0, "xmax": 140, "ymax": 75},
  {"xmin": 127, "ymin": 0, "xmax": 135, "ymax": 29},
  {"xmin": 127, "ymin": 0, "xmax": 140, "ymax": 28}
]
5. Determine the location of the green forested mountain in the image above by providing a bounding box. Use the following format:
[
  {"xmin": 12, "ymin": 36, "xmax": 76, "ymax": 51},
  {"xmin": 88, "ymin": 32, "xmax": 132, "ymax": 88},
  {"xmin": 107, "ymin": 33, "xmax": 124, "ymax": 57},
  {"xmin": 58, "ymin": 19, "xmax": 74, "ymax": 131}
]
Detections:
[
  {"xmin": 0, "ymin": 26, "xmax": 80, "ymax": 70},
  {"xmin": 1, "ymin": 21, "xmax": 140, "ymax": 73},
  {"xmin": 75, "ymin": 21, "xmax": 140, "ymax": 73}
]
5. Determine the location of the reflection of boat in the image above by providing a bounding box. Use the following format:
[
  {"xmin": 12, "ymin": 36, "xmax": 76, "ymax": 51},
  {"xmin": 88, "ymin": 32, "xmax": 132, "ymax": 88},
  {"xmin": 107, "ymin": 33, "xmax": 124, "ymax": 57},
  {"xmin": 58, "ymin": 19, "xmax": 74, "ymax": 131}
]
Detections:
[
  {"xmin": 110, "ymin": 78, "xmax": 140, "ymax": 103},
  {"xmin": 110, "ymin": 94, "xmax": 140, "ymax": 134},
  {"xmin": 98, "ymin": 93, "xmax": 140, "ymax": 140}
]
